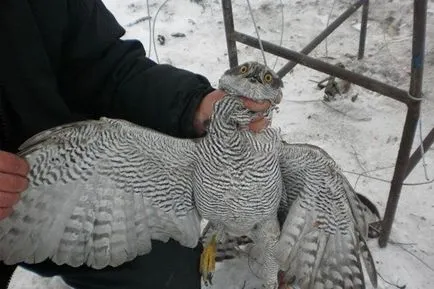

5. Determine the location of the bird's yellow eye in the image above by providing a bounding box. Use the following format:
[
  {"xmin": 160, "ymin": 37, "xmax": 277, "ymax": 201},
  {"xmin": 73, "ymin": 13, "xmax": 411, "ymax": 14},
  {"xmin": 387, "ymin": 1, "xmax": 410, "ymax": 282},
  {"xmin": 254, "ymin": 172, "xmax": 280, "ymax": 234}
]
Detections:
[
  {"xmin": 264, "ymin": 73, "xmax": 273, "ymax": 83},
  {"xmin": 239, "ymin": 65, "xmax": 248, "ymax": 74}
]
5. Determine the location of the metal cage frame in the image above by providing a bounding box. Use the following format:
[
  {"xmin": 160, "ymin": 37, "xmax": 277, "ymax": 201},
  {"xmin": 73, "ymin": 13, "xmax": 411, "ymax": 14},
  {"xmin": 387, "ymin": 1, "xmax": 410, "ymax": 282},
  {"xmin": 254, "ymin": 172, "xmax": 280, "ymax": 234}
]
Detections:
[{"xmin": 221, "ymin": 0, "xmax": 433, "ymax": 247}]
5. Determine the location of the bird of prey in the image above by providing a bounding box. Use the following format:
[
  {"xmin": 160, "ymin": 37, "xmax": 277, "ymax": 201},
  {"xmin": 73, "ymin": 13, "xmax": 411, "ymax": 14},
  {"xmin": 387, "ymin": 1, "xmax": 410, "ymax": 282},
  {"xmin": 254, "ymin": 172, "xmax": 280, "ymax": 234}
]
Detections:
[
  {"xmin": 201, "ymin": 142, "xmax": 378, "ymax": 289},
  {"xmin": 0, "ymin": 62, "xmax": 377, "ymax": 289}
]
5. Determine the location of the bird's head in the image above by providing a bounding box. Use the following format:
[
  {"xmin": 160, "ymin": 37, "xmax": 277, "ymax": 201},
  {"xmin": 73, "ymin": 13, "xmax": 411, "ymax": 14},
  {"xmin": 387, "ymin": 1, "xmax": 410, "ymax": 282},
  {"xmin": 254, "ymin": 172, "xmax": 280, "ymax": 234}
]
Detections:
[{"xmin": 218, "ymin": 61, "xmax": 283, "ymax": 106}]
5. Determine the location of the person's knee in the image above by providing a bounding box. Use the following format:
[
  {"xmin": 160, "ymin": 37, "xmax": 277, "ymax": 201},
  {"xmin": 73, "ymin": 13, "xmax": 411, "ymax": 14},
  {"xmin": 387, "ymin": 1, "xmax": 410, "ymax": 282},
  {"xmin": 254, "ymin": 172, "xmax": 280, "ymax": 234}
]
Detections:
[
  {"xmin": 22, "ymin": 239, "xmax": 203, "ymax": 289},
  {"xmin": 0, "ymin": 263, "xmax": 17, "ymax": 289}
]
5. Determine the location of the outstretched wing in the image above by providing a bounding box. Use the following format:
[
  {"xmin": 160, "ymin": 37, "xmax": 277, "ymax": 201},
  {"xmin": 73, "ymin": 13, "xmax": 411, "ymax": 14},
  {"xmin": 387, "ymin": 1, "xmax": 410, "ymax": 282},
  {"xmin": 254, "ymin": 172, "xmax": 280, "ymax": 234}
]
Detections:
[
  {"xmin": 276, "ymin": 142, "xmax": 377, "ymax": 289},
  {"xmin": 0, "ymin": 118, "xmax": 201, "ymax": 269}
]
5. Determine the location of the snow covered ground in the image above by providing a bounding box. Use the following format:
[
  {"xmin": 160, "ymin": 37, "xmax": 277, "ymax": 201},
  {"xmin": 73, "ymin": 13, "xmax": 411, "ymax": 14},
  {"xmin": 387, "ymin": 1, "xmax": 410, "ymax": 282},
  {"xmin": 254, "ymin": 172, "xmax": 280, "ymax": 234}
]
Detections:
[{"xmin": 8, "ymin": 0, "xmax": 434, "ymax": 288}]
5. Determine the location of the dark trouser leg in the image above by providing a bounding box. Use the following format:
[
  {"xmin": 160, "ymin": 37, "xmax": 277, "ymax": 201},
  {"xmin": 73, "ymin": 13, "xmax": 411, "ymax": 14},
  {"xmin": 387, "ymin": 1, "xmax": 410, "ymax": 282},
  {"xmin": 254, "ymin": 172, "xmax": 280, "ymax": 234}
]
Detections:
[
  {"xmin": 20, "ymin": 239, "xmax": 203, "ymax": 289},
  {"xmin": 0, "ymin": 263, "xmax": 16, "ymax": 289}
]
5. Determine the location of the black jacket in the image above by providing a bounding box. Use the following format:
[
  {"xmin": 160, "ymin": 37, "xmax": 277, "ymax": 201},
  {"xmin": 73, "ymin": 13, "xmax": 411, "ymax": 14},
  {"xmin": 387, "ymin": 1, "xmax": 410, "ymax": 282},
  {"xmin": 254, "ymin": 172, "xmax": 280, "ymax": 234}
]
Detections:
[
  {"xmin": 0, "ymin": 0, "xmax": 214, "ymax": 152},
  {"xmin": 0, "ymin": 0, "xmax": 208, "ymax": 288}
]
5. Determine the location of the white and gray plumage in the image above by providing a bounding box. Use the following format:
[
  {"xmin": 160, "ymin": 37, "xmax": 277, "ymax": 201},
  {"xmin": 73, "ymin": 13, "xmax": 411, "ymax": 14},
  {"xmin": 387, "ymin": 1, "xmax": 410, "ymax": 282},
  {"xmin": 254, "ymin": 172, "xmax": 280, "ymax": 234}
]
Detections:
[
  {"xmin": 203, "ymin": 142, "xmax": 378, "ymax": 289},
  {"xmin": 0, "ymin": 61, "xmax": 377, "ymax": 289},
  {"xmin": 276, "ymin": 143, "xmax": 377, "ymax": 289}
]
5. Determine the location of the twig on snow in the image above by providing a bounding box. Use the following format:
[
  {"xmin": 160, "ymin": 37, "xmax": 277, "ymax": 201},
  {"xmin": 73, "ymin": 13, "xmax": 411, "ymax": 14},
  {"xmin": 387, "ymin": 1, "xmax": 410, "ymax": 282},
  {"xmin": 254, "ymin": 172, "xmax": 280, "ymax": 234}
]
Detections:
[
  {"xmin": 342, "ymin": 170, "xmax": 434, "ymax": 186},
  {"xmin": 321, "ymin": 100, "xmax": 372, "ymax": 122},
  {"xmin": 350, "ymin": 145, "xmax": 368, "ymax": 189},
  {"xmin": 377, "ymin": 272, "xmax": 407, "ymax": 289},
  {"xmin": 394, "ymin": 244, "xmax": 434, "ymax": 273}
]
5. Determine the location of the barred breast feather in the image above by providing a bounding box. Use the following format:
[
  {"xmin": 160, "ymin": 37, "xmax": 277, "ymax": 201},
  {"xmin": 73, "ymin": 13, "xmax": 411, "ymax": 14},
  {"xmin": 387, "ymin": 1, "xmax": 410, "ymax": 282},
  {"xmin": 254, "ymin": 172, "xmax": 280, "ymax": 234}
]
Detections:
[{"xmin": 192, "ymin": 97, "xmax": 283, "ymax": 235}]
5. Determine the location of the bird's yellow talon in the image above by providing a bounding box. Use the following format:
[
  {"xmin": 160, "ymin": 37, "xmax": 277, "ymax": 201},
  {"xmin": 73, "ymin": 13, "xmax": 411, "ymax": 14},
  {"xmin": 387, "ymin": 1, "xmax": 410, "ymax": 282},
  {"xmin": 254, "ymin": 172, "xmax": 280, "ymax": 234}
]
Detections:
[{"xmin": 200, "ymin": 234, "xmax": 217, "ymax": 285}]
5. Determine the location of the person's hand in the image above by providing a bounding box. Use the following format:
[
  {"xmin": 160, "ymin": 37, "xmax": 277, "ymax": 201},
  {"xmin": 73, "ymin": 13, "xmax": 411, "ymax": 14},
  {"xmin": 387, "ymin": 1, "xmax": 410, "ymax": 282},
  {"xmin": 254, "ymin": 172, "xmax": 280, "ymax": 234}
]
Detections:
[
  {"xmin": 194, "ymin": 89, "xmax": 272, "ymax": 135},
  {"xmin": 238, "ymin": 95, "xmax": 271, "ymax": 132},
  {"xmin": 0, "ymin": 151, "xmax": 29, "ymax": 220}
]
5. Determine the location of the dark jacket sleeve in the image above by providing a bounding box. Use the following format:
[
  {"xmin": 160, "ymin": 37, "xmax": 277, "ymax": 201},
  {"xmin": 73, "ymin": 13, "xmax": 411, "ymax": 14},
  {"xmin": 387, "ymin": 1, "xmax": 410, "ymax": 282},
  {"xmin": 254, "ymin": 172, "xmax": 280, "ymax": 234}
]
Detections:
[{"xmin": 62, "ymin": 0, "xmax": 214, "ymax": 138}]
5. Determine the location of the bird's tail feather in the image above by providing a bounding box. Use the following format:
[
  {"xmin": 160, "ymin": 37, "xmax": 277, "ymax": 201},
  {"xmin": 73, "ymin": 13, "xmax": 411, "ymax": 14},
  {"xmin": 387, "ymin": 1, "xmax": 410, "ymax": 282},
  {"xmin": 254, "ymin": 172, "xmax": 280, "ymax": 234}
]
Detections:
[
  {"xmin": 276, "ymin": 197, "xmax": 376, "ymax": 289},
  {"xmin": 358, "ymin": 232, "xmax": 378, "ymax": 288}
]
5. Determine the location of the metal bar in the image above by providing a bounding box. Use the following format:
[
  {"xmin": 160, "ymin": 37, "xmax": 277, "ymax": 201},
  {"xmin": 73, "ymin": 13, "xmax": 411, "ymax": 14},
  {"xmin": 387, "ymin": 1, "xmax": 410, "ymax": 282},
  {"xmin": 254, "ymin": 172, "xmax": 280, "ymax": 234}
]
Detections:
[
  {"xmin": 222, "ymin": 0, "xmax": 238, "ymax": 68},
  {"xmin": 358, "ymin": 0, "xmax": 369, "ymax": 59},
  {"xmin": 278, "ymin": 0, "xmax": 364, "ymax": 77},
  {"xmin": 404, "ymin": 128, "xmax": 434, "ymax": 179},
  {"xmin": 232, "ymin": 31, "xmax": 411, "ymax": 104},
  {"xmin": 379, "ymin": 0, "xmax": 427, "ymax": 248}
]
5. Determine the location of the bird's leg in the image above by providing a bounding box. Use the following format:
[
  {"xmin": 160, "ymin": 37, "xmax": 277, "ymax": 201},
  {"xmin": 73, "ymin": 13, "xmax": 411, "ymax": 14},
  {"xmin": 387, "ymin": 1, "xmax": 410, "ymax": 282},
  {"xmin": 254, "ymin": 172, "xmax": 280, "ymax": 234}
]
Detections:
[
  {"xmin": 200, "ymin": 223, "xmax": 226, "ymax": 286},
  {"xmin": 248, "ymin": 218, "xmax": 281, "ymax": 289},
  {"xmin": 200, "ymin": 234, "xmax": 217, "ymax": 286}
]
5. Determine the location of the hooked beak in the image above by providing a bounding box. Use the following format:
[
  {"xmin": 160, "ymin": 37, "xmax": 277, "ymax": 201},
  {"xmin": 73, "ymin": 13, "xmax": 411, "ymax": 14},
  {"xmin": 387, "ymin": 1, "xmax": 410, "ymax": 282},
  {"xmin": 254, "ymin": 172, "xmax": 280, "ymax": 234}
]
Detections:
[{"xmin": 248, "ymin": 75, "xmax": 262, "ymax": 84}]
